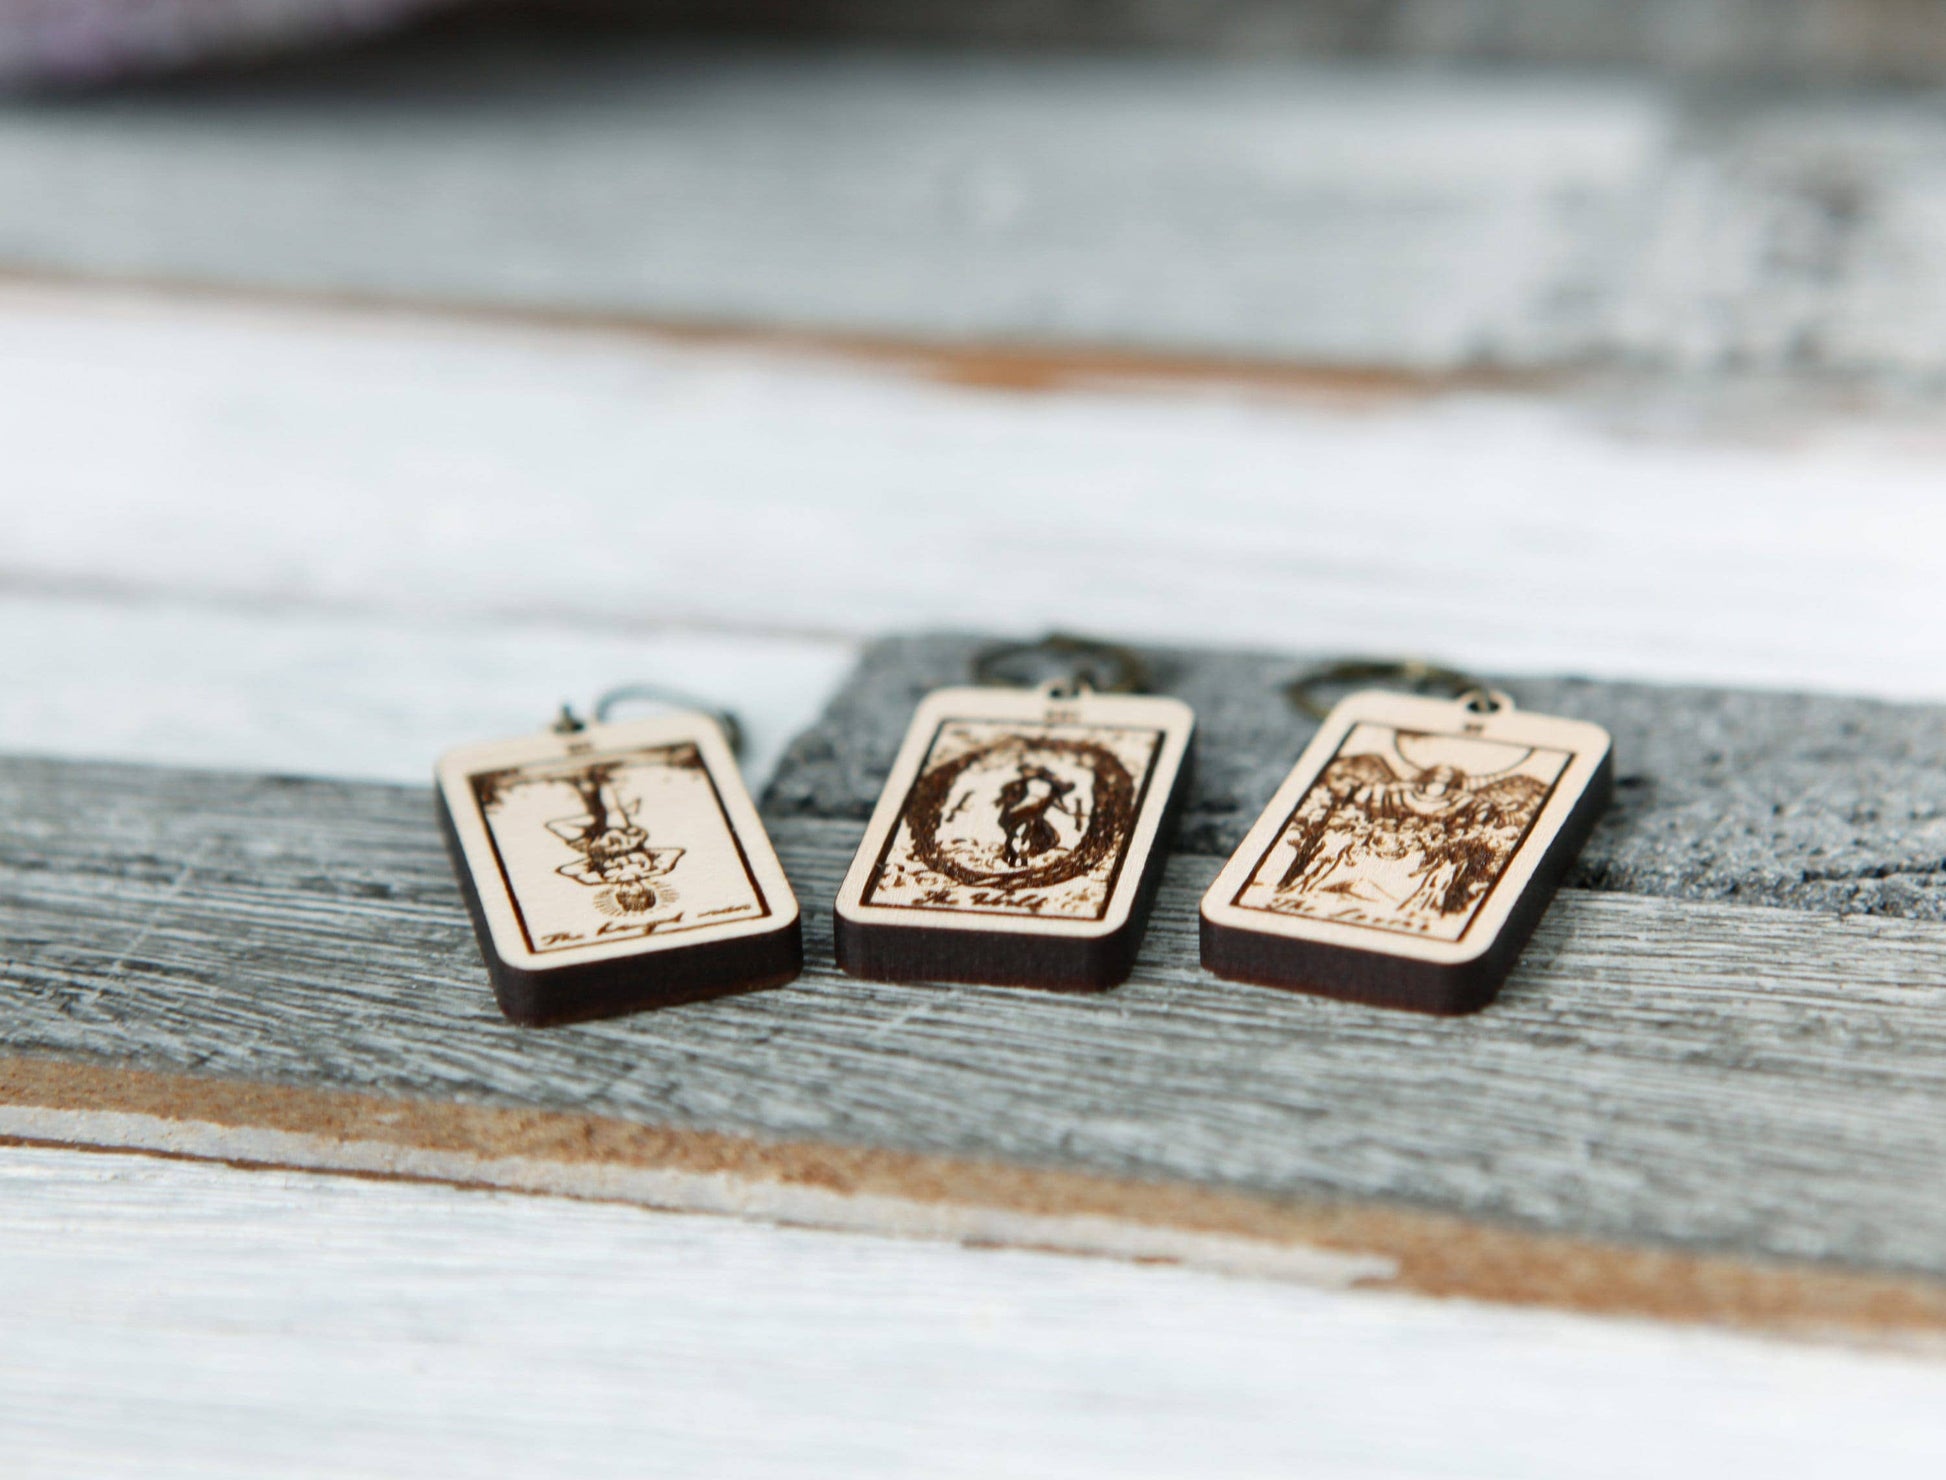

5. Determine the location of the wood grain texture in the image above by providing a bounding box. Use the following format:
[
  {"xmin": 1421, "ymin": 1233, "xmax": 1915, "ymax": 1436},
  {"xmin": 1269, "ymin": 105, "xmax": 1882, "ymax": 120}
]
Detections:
[
  {"xmin": 15, "ymin": 1146, "xmax": 1946, "ymax": 1480},
  {"xmin": 3, "ymin": 86, "xmax": 1944, "ymax": 1457},
  {"xmin": 6, "ymin": 282, "xmax": 1944, "ymax": 709},
  {"xmin": 579, "ymin": 1, "xmax": 1946, "ymax": 84},
  {"xmin": 4, "ymin": 751, "xmax": 1946, "ymax": 1329},
  {"xmin": 10, "ymin": 34, "xmax": 1946, "ymax": 377},
  {"xmin": 0, "ymin": 40, "xmax": 1666, "ymax": 371}
]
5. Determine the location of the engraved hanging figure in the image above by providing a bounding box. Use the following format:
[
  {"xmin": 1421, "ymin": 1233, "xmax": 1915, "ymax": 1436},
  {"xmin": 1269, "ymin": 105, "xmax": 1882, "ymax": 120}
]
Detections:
[
  {"xmin": 438, "ymin": 691, "xmax": 801, "ymax": 1026},
  {"xmin": 544, "ymin": 765, "xmax": 684, "ymax": 917}
]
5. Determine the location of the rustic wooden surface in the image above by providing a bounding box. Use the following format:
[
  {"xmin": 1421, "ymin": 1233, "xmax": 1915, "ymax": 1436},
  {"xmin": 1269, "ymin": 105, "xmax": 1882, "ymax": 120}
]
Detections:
[
  {"xmin": 16, "ymin": 1145, "xmax": 1946, "ymax": 1480},
  {"xmin": 5, "ymin": 281, "xmax": 1943, "ymax": 718},
  {"xmin": 5, "ymin": 741, "xmax": 1946, "ymax": 1318},
  {"xmin": 5, "ymin": 36, "xmax": 1946, "ymax": 1459},
  {"xmin": 581, "ymin": 1, "xmax": 1946, "ymax": 83},
  {"xmin": 11, "ymin": 32, "xmax": 1946, "ymax": 378}
]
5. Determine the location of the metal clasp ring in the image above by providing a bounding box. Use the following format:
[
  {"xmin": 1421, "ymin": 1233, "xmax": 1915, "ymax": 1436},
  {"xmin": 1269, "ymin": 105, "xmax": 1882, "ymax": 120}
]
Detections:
[
  {"xmin": 552, "ymin": 684, "xmax": 745, "ymax": 757},
  {"xmin": 972, "ymin": 633, "xmax": 1151, "ymax": 698},
  {"xmin": 1284, "ymin": 658, "xmax": 1496, "ymax": 720}
]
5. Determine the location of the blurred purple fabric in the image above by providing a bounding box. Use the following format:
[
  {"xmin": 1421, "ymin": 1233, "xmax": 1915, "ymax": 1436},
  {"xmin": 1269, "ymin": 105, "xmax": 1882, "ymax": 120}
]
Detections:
[{"xmin": 0, "ymin": 0, "xmax": 464, "ymax": 84}]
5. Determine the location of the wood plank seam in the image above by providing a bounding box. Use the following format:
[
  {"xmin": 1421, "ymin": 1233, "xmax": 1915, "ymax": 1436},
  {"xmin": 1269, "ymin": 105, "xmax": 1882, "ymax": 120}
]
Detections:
[{"xmin": 5, "ymin": 1059, "xmax": 1946, "ymax": 1347}]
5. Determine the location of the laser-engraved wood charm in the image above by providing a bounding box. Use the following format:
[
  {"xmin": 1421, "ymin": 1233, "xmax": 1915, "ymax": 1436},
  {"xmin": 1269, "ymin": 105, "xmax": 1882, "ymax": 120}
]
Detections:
[
  {"xmin": 834, "ymin": 686, "xmax": 1196, "ymax": 990},
  {"xmin": 436, "ymin": 712, "xmax": 800, "ymax": 1025},
  {"xmin": 1200, "ymin": 690, "xmax": 1611, "ymax": 1014}
]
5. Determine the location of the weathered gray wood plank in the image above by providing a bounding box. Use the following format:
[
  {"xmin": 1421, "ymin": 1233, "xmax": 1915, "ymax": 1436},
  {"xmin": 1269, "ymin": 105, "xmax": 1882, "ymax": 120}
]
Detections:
[
  {"xmin": 0, "ymin": 39, "xmax": 1641, "ymax": 372},
  {"xmin": 10, "ymin": 34, "xmax": 1946, "ymax": 379},
  {"xmin": 591, "ymin": 1, "xmax": 1946, "ymax": 85},
  {"xmin": 3, "ymin": 752, "xmax": 1945, "ymax": 1283},
  {"xmin": 766, "ymin": 634, "xmax": 1946, "ymax": 919},
  {"xmin": 14, "ymin": 2, "xmax": 1946, "ymax": 87}
]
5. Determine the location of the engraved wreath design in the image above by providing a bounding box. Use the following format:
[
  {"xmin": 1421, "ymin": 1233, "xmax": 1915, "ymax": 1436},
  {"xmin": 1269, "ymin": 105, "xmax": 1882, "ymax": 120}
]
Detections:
[{"xmin": 903, "ymin": 737, "xmax": 1136, "ymax": 892}]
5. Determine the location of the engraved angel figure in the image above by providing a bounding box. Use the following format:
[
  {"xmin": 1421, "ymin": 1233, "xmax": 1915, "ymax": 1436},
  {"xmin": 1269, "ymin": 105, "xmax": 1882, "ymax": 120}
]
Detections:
[
  {"xmin": 546, "ymin": 768, "xmax": 684, "ymax": 915},
  {"xmin": 1274, "ymin": 751, "xmax": 1547, "ymax": 925}
]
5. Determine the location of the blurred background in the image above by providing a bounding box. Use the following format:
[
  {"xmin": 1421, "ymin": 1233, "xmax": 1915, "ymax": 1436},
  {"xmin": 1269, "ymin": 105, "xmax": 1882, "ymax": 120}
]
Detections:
[
  {"xmin": 2, "ymin": 0, "xmax": 1943, "ymax": 782},
  {"xmin": 3, "ymin": 3, "xmax": 1945, "ymax": 1476},
  {"xmin": 19, "ymin": 0, "xmax": 1946, "ymax": 85}
]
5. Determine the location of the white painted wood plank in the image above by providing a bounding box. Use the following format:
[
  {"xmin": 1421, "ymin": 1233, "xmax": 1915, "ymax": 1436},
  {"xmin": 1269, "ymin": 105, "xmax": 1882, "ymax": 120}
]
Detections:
[
  {"xmin": 2, "ymin": 283, "xmax": 1942, "ymax": 706},
  {"xmin": 0, "ymin": 592, "xmax": 852, "ymax": 788},
  {"xmin": 5, "ymin": 1143, "xmax": 1946, "ymax": 1480}
]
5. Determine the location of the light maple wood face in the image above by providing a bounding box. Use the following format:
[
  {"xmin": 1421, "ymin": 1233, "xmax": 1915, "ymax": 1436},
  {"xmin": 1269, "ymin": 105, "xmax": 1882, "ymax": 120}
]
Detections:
[
  {"xmin": 836, "ymin": 687, "xmax": 1195, "ymax": 940},
  {"xmin": 1202, "ymin": 691, "xmax": 1611, "ymax": 965},
  {"xmin": 436, "ymin": 712, "xmax": 797, "ymax": 973}
]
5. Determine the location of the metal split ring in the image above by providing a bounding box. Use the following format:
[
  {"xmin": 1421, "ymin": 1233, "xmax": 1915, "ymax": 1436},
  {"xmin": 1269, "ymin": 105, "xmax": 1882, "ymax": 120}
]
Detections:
[
  {"xmin": 553, "ymin": 684, "xmax": 745, "ymax": 757},
  {"xmin": 1284, "ymin": 658, "xmax": 1499, "ymax": 720},
  {"xmin": 972, "ymin": 633, "xmax": 1152, "ymax": 697}
]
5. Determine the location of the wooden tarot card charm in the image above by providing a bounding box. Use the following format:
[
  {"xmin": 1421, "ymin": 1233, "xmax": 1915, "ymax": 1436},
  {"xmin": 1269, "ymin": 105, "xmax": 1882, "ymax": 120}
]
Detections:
[
  {"xmin": 436, "ymin": 711, "xmax": 800, "ymax": 1025},
  {"xmin": 834, "ymin": 684, "xmax": 1195, "ymax": 991},
  {"xmin": 1200, "ymin": 689, "xmax": 1611, "ymax": 1015}
]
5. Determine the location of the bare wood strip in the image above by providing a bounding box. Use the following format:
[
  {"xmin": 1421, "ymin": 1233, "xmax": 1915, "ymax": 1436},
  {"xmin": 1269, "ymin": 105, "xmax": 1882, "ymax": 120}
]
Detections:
[
  {"xmin": 6, "ymin": 1057, "xmax": 1946, "ymax": 1343},
  {"xmin": 0, "ymin": 268, "xmax": 1483, "ymax": 402}
]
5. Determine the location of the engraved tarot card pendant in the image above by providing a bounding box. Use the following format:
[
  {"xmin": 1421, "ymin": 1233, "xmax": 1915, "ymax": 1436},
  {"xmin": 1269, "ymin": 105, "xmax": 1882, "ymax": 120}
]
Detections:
[
  {"xmin": 437, "ymin": 712, "xmax": 801, "ymax": 1025},
  {"xmin": 834, "ymin": 686, "xmax": 1195, "ymax": 991},
  {"xmin": 1200, "ymin": 690, "xmax": 1611, "ymax": 1015}
]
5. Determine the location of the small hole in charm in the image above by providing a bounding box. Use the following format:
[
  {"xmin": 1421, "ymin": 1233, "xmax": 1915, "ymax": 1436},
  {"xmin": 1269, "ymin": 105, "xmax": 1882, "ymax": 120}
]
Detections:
[{"xmin": 1459, "ymin": 689, "xmax": 1515, "ymax": 716}]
